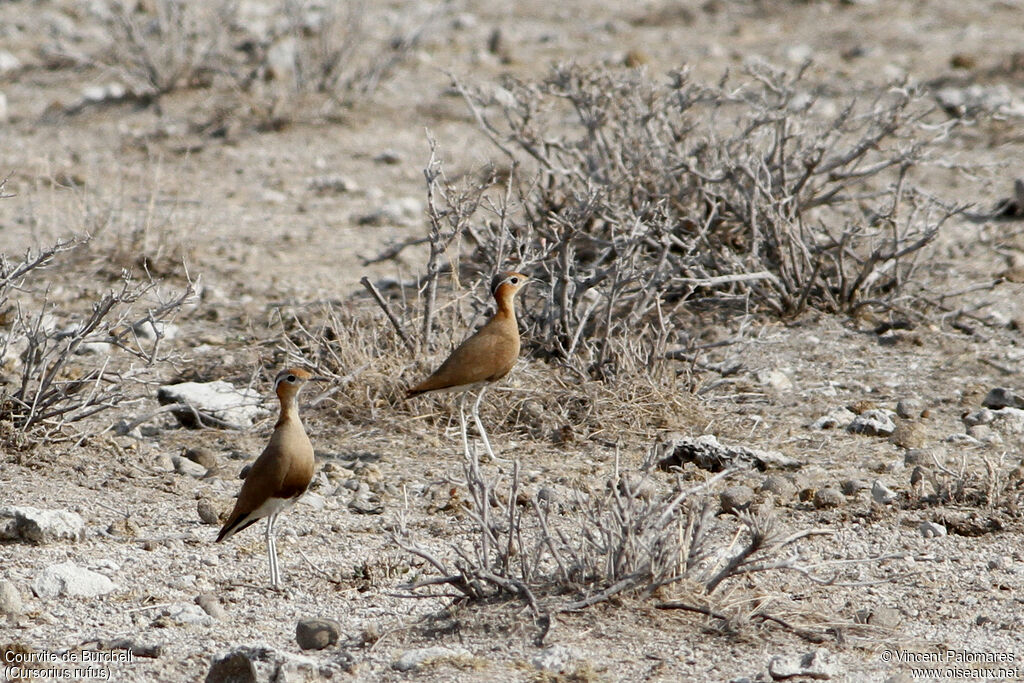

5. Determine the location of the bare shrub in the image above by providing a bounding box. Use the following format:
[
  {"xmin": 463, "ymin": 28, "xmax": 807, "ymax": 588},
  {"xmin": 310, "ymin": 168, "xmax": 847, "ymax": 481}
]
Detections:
[
  {"xmin": 374, "ymin": 62, "xmax": 964, "ymax": 380},
  {"xmin": 0, "ymin": 237, "xmax": 194, "ymax": 445},
  {"xmin": 100, "ymin": 0, "xmax": 237, "ymax": 106},
  {"xmin": 393, "ymin": 450, "xmax": 909, "ymax": 639},
  {"xmin": 227, "ymin": 0, "xmax": 442, "ymax": 128}
]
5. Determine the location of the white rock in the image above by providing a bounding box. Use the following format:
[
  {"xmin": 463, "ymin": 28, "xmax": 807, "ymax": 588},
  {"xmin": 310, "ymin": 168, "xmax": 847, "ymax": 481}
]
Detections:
[
  {"xmin": 166, "ymin": 602, "xmax": 213, "ymax": 626},
  {"xmin": 808, "ymin": 407, "xmax": 856, "ymax": 430},
  {"xmin": 171, "ymin": 455, "xmax": 208, "ymax": 478},
  {"xmin": 0, "ymin": 50, "xmax": 21, "ymax": 73},
  {"xmin": 847, "ymin": 409, "xmax": 897, "ymax": 436},
  {"xmin": 768, "ymin": 648, "xmax": 840, "ymax": 680},
  {"xmin": 871, "ymin": 480, "xmax": 898, "ymax": 505},
  {"xmin": 33, "ymin": 562, "xmax": 116, "ymax": 599},
  {"xmin": 0, "ymin": 91, "xmax": 7, "ymax": 124},
  {"xmin": 157, "ymin": 380, "xmax": 266, "ymax": 429},
  {"xmin": 393, "ymin": 646, "xmax": 471, "ymax": 672},
  {"xmin": 0, "ymin": 579, "xmax": 24, "ymax": 616},
  {"xmin": 755, "ymin": 368, "xmax": 793, "ymax": 392},
  {"xmin": 989, "ymin": 407, "xmax": 1024, "ymax": 436},
  {"xmin": 919, "ymin": 521, "xmax": 947, "ymax": 538},
  {"xmin": 0, "ymin": 506, "xmax": 86, "ymax": 544},
  {"xmin": 132, "ymin": 320, "xmax": 179, "ymax": 341},
  {"xmin": 532, "ymin": 645, "xmax": 576, "ymax": 673}
]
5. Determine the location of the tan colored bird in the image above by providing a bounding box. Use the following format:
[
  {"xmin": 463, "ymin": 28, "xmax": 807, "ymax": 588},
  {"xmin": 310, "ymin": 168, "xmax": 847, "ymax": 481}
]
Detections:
[
  {"xmin": 216, "ymin": 367, "xmax": 316, "ymax": 589},
  {"xmin": 407, "ymin": 271, "xmax": 530, "ymax": 461}
]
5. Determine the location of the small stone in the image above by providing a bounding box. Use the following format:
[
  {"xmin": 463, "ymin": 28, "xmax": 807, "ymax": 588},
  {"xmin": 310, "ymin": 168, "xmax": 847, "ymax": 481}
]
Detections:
[
  {"xmin": 904, "ymin": 449, "xmax": 932, "ymax": 466},
  {"xmin": 808, "ymin": 407, "xmax": 856, "ymax": 430},
  {"xmin": 848, "ymin": 410, "xmax": 897, "ymax": 437},
  {"xmin": 206, "ymin": 646, "xmax": 319, "ymax": 682},
  {"xmin": 761, "ymin": 475, "xmax": 797, "ymax": 501},
  {"xmin": 0, "ymin": 50, "xmax": 22, "ymax": 73},
  {"xmin": 106, "ymin": 517, "xmax": 140, "ymax": 538},
  {"xmin": 373, "ymin": 150, "xmax": 403, "ymax": 165},
  {"xmin": 720, "ymin": 485, "xmax": 755, "ymax": 514},
  {"xmin": 813, "ymin": 488, "xmax": 844, "ymax": 509},
  {"xmin": 132, "ymin": 320, "xmax": 178, "ymax": 341},
  {"xmin": 197, "ymin": 499, "xmax": 220, "ymax": 525},
  {"xmin": 987, "ymin": 556, "xmax": 1010, "ymax": 571},
  {"xmin": 889, "ymin": 421, "xmax": 927, "ymax": 449},
  {"xmin": 755, "ymin": 368, "xmax": 793, "ymax": 392},
  {"xmin": 172, "ymin": 455, "xmax": 208, "ymax": 478},
  {"xmin": 919, "ymin": 521, "xmax": 947, "ymax": 538},
  {"xmin": 0, "ymin": 579, "xmax": 24, "ymax": 616},
  {"xmin": 0, "ymin": 506, "xmax": 86, "ymax": 544},
  {"xmin": 867, "ymin": 606, "xmax": 902, "ymax": 629},
  {"xmin": 989, "ymin": 408, "xmax": 1024, "ymax": 436},
  {"xmin": 896, "ymin": 399, "xmax": 923, "ymax": 419},
  {"xmin": 839, "ymin": 479, "xmax": 868, "ymax": 496},
  {"xmin": 532, "ymin": 645, "xmax": 576, "ymax": 673},
  {"xmin": 307, "ymin": 175, "xmax": 358, "ymax": 195},
  {"xmin": 871, "ymin": 480, "xmax": 898, "ymax": 505},
  {"xmin": 769, "ymin": 647, "xmax": 840, "ymax": 680},
  {"xmin": 296, "ymin": 617, "xmax": 341, "ymax": 651},
  {"xmin": 33, "ymin": 562, "xmax": 116, "ymax": 599},
  {"xmin": 184, "ymin": 447, "xmax": 218, "ymax": 471},
  {"xmin": 963, "ymin": 408, "xmax": 995, "ymax": 427},
  {"xmin": 348, "ymin": 496, "xmax": 384, "ymax": 515},
  {"xmin": 195, "ymin": 593, "xmax": 226, "ymax": 620},
  {"xmin": 983, "ymin": 387, "xmax": 1024, "ymax": 410},
  {"xmin": 164, "ymin": 602, "xmax": 213, "ymax": 626},
  {"xmin": 393, "ymin": 646, "xmax": 471, "ymax": 672}
]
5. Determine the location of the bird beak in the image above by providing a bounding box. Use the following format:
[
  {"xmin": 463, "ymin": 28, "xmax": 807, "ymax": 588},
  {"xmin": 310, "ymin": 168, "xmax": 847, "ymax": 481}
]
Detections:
[{"xmin": 310, "ymin": 375, "xmax": 332, "ymax": 383}]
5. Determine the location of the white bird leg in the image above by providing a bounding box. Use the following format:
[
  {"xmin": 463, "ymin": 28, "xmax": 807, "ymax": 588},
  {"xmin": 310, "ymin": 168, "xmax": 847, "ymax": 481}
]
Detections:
[
  {"xmin": 266, "ymin": 513, "xmax": 279, "ymax": 588},
  {"xmin": 458, "ymin": 391, "xmax": 472, "ymax": 462},
  {"xmin": 471, "ymin": 386, "xmax": 505, "ymax": 462}
]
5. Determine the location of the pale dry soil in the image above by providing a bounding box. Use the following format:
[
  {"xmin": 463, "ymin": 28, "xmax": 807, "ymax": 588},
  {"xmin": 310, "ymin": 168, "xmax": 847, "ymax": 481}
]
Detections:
[{"xmin": 3, "ymin": 1, "xmax": 1024, "ymax": 682}]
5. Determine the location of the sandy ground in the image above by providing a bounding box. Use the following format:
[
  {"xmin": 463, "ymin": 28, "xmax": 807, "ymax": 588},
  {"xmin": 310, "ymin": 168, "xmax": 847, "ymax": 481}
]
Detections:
[{"xmin": 3, "ymin": 1, "xmax": 1024, "ymax": 681}]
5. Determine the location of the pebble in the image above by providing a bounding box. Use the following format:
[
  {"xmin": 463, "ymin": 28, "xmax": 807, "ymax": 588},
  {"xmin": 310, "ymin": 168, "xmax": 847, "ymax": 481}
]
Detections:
[
  {"xmin": 760, "ymin": 475, "xmax": 797, "ymax": 501},
  {"xmin": 207, "ymin": 646, "xmax": 320, "ymax": 681},
  {"xmin": 871, "ymin": 480, "xmax": 898, "ymax": 505},
  {"xmin": 0, "ymin": 579, "xmax": 24, "ymax": 616},
  {"xmin": 32, "ymin": 562, "xmax": 116, "ymax": 599},
  {"xmin": 983, "ymin": 387, "xmax": 1024, "ymax": 410},
  {"xmin": 889, "ymin": 421, "xmax": 926, "ymax": 449},
  {"xmin": 895, "ymin": 398, "xmax": 923, "ymax": 419},
  {"xmin": 172, "ymin": 455, "xmax": 208, "ymax": 478},
  {"xmin": 393, "ymin": 646, "xmax": 471, "ymax": 672},
  {"xmin": 867, "ymin": 606, "xmax": 902, "ymax": 629},
  {"xmin": 197, "ymin": 498, "xmax": 220, "ymax": 525},
  {"xmin": 373, "ymin": 150, "xmax": 403, "ymax": 165},
  {"xmin": 164, "ymin": 602, "xmax": 213, "ymax": 626},
  {"xmin": 183, "ymin": 447, "xmax": 218, "ymax": 471},
  {"xmin": 195, "ymin": 593, "xmax": 227, "ymax": 620},
  {"xmin": 839, "ymin": 479, "xmax": 869, "ymax": 496},
  {"xmin": 0, "ymin": 506, "xmax": 86, "ymax": 544},
  {"xmin": 0, "ymin": 50, "xmax": 22, "ymax": 73},
  {"xmin": 532, "ymin": 645, "xmax": 576, "ymax": 673},
  {"xmin": 813, "ymin": 488, "xmax": 844, "ymax": 509},
  {"xmin": 919, "ymin": 521, "xmax": 947, "ymax": 538},
  {"xmin": 768, "ymin": 648, "xmax": 840, "ymax": 680},
  {"xmin": 307, "ymin": 175, "xmax": 358, "ymax": 195},
  {"xmin": 963, "ymin": 408, "xmax": 995, "ymax": 427},
  {"xmin": 847, "ymin": 410, "xmax": 897, "ymax": 437},
  {"xmin": 808, "ymin": 407, "xmax": 856, "ymax": 430},
  {"xmin": 295, "ymin": 617, "xmax": 342, "ymax": 650},
  {"xmin": 720, "ymin": 485, "xmax": 755, "ymax": 514}
]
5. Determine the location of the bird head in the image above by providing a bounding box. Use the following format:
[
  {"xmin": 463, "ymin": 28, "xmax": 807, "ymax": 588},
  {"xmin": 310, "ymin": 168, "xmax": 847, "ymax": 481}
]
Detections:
[
  {"xmin": 490, "ymin": 271, "xmax": 530, "ymax": 301},
  {"xmin": 274, "ymin": 367, "xmax": 313, "ymax": 401}
]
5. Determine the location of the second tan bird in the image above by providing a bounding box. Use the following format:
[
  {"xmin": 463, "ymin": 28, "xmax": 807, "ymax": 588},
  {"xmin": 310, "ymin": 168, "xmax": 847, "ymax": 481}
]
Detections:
[{"xmin": 407, "ymin": 271, "xmax": 530, "ymax": 461}]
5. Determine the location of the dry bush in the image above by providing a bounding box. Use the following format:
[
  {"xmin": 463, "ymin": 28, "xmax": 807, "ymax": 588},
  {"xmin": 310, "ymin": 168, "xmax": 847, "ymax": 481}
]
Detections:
[
  {"xmin": 100, "ymin": 0, "xmax": 238, "ymax": 106},
  {"xmin": 225, "ymin": 0, "xmax": 443, "ymax": 128},
  {"xmin": 393, "ymin": 451, "xmax": 910, "ymax": 640},
  {"xmin": 268, "ymin": 297, "xmax": 700, "ymax": 444},
  {"xmin": 0, "ymin": 237, "xmax": 193, "ymax": 445},
  {"xmin": 373, "ymin": 62, "xmax": 964, "ymax": 380}
]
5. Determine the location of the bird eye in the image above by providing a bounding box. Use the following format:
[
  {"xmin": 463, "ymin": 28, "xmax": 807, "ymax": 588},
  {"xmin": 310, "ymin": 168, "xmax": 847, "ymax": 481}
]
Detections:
[
  {"xmin": 509, "ymin": 276, "xmax": 520, "ymax": 284},
  {"xmin": 287, "ymin": 374, "xmax": 297, "ymax": 382}
]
